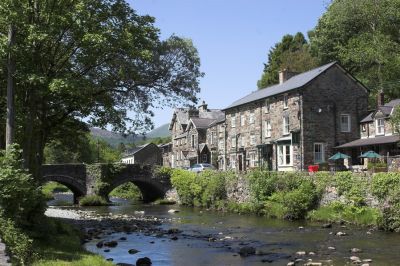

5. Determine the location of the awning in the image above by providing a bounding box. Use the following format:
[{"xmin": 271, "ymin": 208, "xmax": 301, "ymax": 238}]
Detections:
[
  {"xmin": 275, "ymin": 136, "xmax": 292, "ymax": 143},
  {"xmin": 336, "ymin": 135, "xmax": 400, "ymax": 148}
]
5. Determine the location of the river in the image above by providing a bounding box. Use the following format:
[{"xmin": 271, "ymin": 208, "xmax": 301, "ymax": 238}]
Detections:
[{"xmin": 49, "ymin": 194, "xmax": 400, "ymax": 265}]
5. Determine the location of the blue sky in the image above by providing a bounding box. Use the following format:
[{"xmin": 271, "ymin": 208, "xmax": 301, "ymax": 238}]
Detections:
[{"xmin": 128, "ymin": 0, "xmax": 329, "ymax": 129}]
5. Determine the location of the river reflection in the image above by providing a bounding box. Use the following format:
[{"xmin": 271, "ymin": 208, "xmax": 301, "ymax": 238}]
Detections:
[{"xmin": 50, "ymin": 194, "xmax": 400, "ymax": 265}]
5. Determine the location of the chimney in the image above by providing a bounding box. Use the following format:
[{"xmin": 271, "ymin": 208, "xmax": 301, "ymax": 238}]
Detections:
[
  {"xmin": 198, "ymin": 100, "xmax": 208, "ymax": 112},
  {"xmin": 377, "ymin": 89, "xmax": 385, "ymax": 107},
  {"xmin": 278, "ymin": 69, "xmax": 297, "ymax": 84}
]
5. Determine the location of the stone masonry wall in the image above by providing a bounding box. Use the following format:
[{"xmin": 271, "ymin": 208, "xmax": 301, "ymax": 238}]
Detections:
[{"xmin": 302, "ymin": 65, "xmax": 369, "ymax": 167}]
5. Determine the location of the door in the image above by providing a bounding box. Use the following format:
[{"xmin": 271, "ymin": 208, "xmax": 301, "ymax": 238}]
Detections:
[{"xmin": 238, "ymin": 154, "xmax": 243, "ymax": 171}]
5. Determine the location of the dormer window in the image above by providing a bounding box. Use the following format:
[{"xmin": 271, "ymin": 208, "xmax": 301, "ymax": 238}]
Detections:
[
  {"xmin": 283, "ymin": 94, "xmax": 288, "ymax": 109},
  {"xmin": 376, "ymin": 118, "xmax": 385, "ymax": 135}
]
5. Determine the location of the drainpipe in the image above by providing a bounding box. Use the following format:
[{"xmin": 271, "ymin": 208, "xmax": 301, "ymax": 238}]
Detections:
[{"xmin": 299, "ymin": 93, "xmax": 304, "ymax": 171}]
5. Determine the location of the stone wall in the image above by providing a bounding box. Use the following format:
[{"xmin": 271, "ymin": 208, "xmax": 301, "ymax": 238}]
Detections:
[
  {"xmin": 388, "ymin": 156, "xmax": 400, "ymax": 172},
  {"xmin": 225, "ymin": 174, "xmax": 251, "ymax": 203}
]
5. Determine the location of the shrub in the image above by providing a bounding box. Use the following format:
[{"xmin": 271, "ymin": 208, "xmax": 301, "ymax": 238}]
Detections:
[
  {"xmin": 170, "ymin": 169, "xmax": 197, "ymax": 205},
  {"xmin": 333, "ymin": 171, "xmax": 354, "ymax": 195},
  {"xmin": 247, "ymin": 170, "xmax": 278, "ymax": 203},
  {"xmin": 0, "ymin": 145, "xmax": 45, "ymax": 228},
  {"xmin": 79, "ymin": 195, "xmax": 108, "ymax": 206},
  {"xmin": 371, "ymin": 172, "xmax": 400, "ymax": 200},
  {"xmin": 0, "ymin": 214, "xmax": 37, "ymax": 265}
]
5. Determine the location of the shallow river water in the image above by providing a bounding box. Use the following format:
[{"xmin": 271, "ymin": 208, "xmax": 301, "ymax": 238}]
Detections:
[{"xmin": 51, "ymin": 195, "xmax": 400, "ymax": 265}]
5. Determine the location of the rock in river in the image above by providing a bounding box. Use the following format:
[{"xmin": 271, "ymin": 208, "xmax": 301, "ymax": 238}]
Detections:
[
  {"xmin": 104, "ymin": 240, "xmax": 118, "ymax": 247},
  {"xmin": 128, "ymin": 249, "xmax": 140, "ymax": 254},
  {"xmin": 238, "ymin": 246, "xmax": 256, "ymax": 257},
  {"xmin": 350, "ymin": 248, "xmax": 362, "ymax": 253},
  {"xmin": 136, "ymin": 257, "xmax": 152, "ymax": 266}
]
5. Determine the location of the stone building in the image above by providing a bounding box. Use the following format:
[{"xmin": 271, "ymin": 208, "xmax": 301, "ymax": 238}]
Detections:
[
  {"xmin": 223, "ymin": 62, "xmax": 369, "ymax": 171},
  {"xmin": 121, "ymin": 143, "xmax": 162, "ymax": 165},
  {"xmin": 159, "ymin": 142, "xmax": 173, "ymax": 167},
  {"xmin": 337, "ymin": 94, "xmax": 400, "ymax": 161},
  {"xmin": 169, "ymin": 101, "xmax": 224, "ymax": 168}
]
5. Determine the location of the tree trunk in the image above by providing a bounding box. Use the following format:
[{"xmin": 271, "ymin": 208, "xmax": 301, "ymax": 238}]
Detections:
[{"xmin": 6, "ymin": 24, "xmax": 16, "ymax": 149}]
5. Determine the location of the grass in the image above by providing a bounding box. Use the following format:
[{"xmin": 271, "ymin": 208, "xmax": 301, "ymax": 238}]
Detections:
[
  {"xmin": 42, "ymin": 182, "xmax": 71, "ymax": 200},
  {"xmin": 32, "ymin": 220, "xmax": 112, "ymax": 266},
  {"xmin": 153, "ymin": 199, "xmax": 176, "ymax": 205},
  {"xmin": 307, "ymin": 201, "xmax": 381, "ymax": 226},
  {"xmin": 79, "ymin": 195, "xmax": 108, "ymax": 206}
]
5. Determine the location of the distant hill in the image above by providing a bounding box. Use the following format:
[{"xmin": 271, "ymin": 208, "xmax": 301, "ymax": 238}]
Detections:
[{"xmin": 90, "ymin": 123, "xmax": 171, "ymax": 147}]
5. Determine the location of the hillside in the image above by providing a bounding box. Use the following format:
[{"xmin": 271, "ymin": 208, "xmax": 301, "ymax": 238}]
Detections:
[{"xmin": 90, "ymin": 123, "xmax": 171, "ymax": 147}]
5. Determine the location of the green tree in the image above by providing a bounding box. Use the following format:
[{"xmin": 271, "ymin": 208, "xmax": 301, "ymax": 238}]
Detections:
[
  {"xmin": 310, "ymin": 0, "xmax": 400, "ymax": 102},
  {"xmin": 391, "ymin": 105, "xmax": 400, "ymax": 134},
  {"xmin": 0, "ymin": 0, "xmax": 203, "ymax": 176},
  {"xmin": 257, "ymin": 32, "xmax": 317, "ymax": 89}
]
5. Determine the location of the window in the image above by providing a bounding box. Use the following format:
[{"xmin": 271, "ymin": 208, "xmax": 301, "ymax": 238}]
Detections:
[
  {"xmin": 278, "ymin": 145, "xmax": 291, "ymax": 166},
  {"xmin": 231, "ymin": 136, "xmax": 236, "ymax": 148},
  {"xmin": 202, "ymin": 154, "xmax": 207, "ymax": 162},
  {"xmin": 231, "ymin": 114, "xmax": 236, "ymax": 128},
  {"xmin": 210, "ymin": 131, "xmax": 216, "ymax": 145},
  {"xmin": 240, "ymin": 135, "xmax": 245, "ymax": 147},
  {"xmin": 241, "ymin": 114, "xmax": 246, "ymax": 126},
  {"xmin": 230, "ymin": 155, "xmax": 236, "ymax": 169},
  {"xmin": 249, "ymin": 152, "xmax": 256, "ymax": 167},
  {"xmin": 314, "ymin": 143, "xmax": 325, "ymax": 163},
  {"xmin": 265, "ymin": 120, "xmax": 272, "ymax": 138},
  {"xmin": 283, "ymin": 94, "xmax": 288, "ymax": 109},
  {"xmin": 191, "ymin": 134, "xmax": 195, "ymax": 148},
  {"xmin": 376, "ymin": 118, "xmax": 385, "ymax": 135},
  {"xmin": 249, "ymin": 111, "xmax": 255, "ymax": 124},
  {"xmin": 265, "ymin": 99, "xmax": 270, "ymax": 113},
  {"xmin": 250, "ymin": 134, "xmax": 256, "ymax": 145},
  {"xmin": 219, "ymin": 139, "xmax": 224, "ymax": 149},
  {"xmin": 340, "ymin": 114, "xmax": 351, "ymax": 132},
  {"xmin": 283, "ymin": 116, "xmax": 290, "ymax": 135},
  {"xmin": 361, "ymin": 124, "xmax": 367, "ymax": 132}
]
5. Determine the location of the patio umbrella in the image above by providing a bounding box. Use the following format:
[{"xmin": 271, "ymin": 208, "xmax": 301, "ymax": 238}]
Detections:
[
  {"xmin": 329, "ymin": 152, "xmax": 351, "ymax": 160},
  {"xmin": 359, "ymin": 150, "xmax": 382, "ymax": 158}
]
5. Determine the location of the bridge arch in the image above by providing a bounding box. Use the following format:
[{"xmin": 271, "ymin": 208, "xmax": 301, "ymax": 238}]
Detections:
[
  {"xmin": 42, "ymin": 175, "xmax": 86, "ymax": 204},
  {"xmin": 106, "ymin": 176, "xmax": 167, "ymax": 203}
]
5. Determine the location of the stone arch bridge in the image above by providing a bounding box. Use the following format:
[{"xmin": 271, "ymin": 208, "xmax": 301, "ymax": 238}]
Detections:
[{"xmin": 41, "ymin": 164, "xmax": 171, "ymax": 203}]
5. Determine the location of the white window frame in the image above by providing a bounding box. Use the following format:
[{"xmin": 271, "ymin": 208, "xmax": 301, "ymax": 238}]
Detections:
[
  {"xmin": 314, "ymin": 143, "xmax": 325, "ymax": 163},
  {"xmin": 230, "ymin": 155, "xmax": 236, "ymax": 169},
  {"xmin": 231, "ymin": 115, "xmax": 236, "ymax": 128},
  {"xmin": 231, "ymin": 136, "xmax": 236, "ymax": 148},
  {"xmin": 283, "ymin": 94, "xmax": 288, "ymax": 109},
  {"xmin": 340, "ymin": 114, "xmax": 351, "ymax": 132},
  {"xmin": 283, "ymin": 116, "xmax": 290, "ymax": 135},
  {"xmin": 249, "ymin": 152, "xmax": 256, "ymax": 167},
  {"xmin": 376, "ymin": 118, "xmax": 385, "ymax": 135},
  {"xmin": 278, "ymin": 145, "xmax": 292, "ymax": 166},
  {"xmin": 249, "ymin": 111, "xmax": 255, "ymax": 124},
  {"xmin": 240, "ymin": 114, "xmax": 246, "ymax": 126},
  {"xmin": 265, "ymin": 120, "xmax": 272, "ymax": 138},
  {"xmin": 250, "ymin": 134, "xmax": 256, "ymax": 146},
  {"xmin": 265, "ymin": 99, "xmax": 270, "ymax": 113}
]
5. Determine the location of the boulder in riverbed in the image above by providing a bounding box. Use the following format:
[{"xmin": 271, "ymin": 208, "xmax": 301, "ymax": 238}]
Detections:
[
  {"xmin": 136, "ymin": 257, "xmax": 152, "ymax": 266},
  {"xmin": 350, "ymin": 248, "xmax": 362, "ymax": 253},
  {"xmin": 96, "ymin": 241, "xmax": 104, "ymax": 248},
  {"xmin": 238, "ymin": 246, "xmax": 256, "ymax": 257},
  {"xmin": 128, "ymin": 249, "xmax": 139, "ymax": 254},
  {"xmin": 104, "ymin": 240, "xmax": 118, "ymax": 247}
]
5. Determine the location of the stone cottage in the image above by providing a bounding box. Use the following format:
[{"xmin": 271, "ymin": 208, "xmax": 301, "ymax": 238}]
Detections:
[
  {"xmin": 121, "ymin": 143, "xmax": 162, "ymax": 165},
  {"xmin": 169, "ymin": 101, "xmax": 224, "ymax": 168},
  {"xmin": 337, "ymin": 93, "xmax": 400, "ymax": 162},
  {"xmin": 223, "ymin": 62, "xmax": 369, "ymax": 171}
]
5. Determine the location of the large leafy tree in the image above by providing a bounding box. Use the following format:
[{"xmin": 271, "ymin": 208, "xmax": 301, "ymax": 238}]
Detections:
[
  {"xmin": 0, "ymin": 0, "xmax": 203, "ymax": 175},
  {"xmin": 257, "ymin": 32, "xmax": 317, "ymax": 89},
  {"xmin": 310, "ymin": 0, "xmax": 400, "ymax": 102}
]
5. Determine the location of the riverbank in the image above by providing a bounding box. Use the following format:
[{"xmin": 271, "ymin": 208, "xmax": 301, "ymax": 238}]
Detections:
[{"xmin": 169, "ymin": 169, "xmax": 400, "ymax": 229}]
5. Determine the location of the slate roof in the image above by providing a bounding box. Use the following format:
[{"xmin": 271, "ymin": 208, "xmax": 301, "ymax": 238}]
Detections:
[
  {"xmin": 336, "ymin": 135, "xmax": 400, "ymax": 148},
  {"xmin": 360, "ymin": 99, "xmax": 400, "ymax": 123},
  {"xmin": 122, "ymin": 143, "xmax": 151, "ymax": 158},
  {"xmin": 191, "ymin": 117, "xmax": 216, "ymax": 129},
  {"xmin": 223, "ymin": 62, "xmax": 337, "ymax": 110}
]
